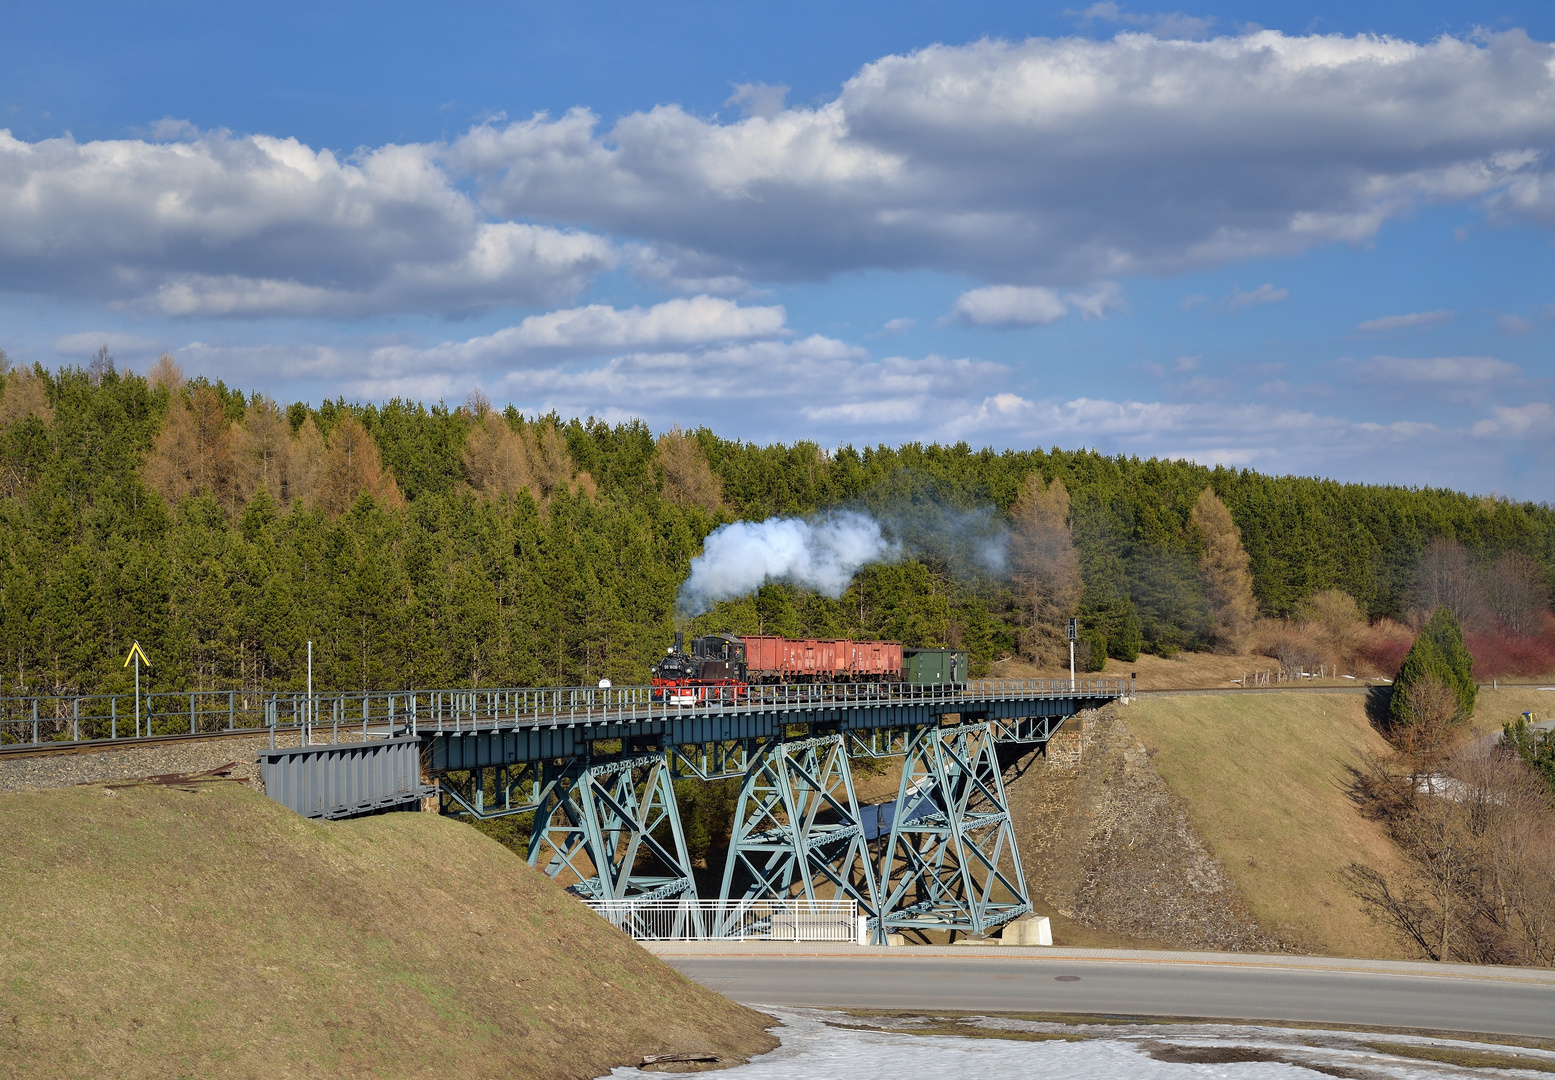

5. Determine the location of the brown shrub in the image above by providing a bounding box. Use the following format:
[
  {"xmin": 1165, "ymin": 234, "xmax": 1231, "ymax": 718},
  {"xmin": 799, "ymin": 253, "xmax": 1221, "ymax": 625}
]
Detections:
[
  {"xmin": 1298, "ymin": 590, "xmax": 1366, "ymax": 661},
  {"xmin": 1253, "ymin": 619, "xmax": 1325, "ymax": 676},
  {"xmin": 1345, "ymin": 738, "xmax": 1555, "ymax": 966},
  {"xmin": 1357, "ymin": 618, "xmax": 1414, "ymax": 676}
]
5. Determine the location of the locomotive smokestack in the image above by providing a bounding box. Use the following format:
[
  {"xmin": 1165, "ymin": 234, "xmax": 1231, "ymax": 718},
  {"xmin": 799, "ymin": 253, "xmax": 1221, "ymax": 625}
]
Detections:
[{"xmin": 674, "ymin": 630, "xmax": 684, "ymax": 653}]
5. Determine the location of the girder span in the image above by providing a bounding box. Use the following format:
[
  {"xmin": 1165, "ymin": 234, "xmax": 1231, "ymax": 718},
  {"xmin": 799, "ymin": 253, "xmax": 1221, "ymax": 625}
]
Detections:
[
  {"xmin": 873, "ymin": 722, "xmax": 1030, "ymax": 941},
  {"xmin": 719, "ymin": 734, "xmax": 881, "ymax": 931},
  {"xmin": 527, "ymin": 753, "xmax": 697, "ymax": 902}
]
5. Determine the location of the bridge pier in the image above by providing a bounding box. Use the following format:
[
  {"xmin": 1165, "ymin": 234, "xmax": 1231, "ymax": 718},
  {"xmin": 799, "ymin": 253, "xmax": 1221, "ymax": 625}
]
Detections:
[
  {"xmin": 872, "ymin": 721, "xmax": 1030, "ymax": 942},
  {"xmin": 527, "ymin": 752, "xmax": 697, "ymax": 902},
  {"xmin": 718, "ymin": 733, "xmax": 881, "ymax": 930}
]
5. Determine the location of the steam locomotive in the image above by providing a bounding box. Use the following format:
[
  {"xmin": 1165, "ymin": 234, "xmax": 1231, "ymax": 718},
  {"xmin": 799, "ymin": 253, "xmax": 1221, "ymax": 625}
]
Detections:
[{"xmin": 650, "ymin": 631, "xmax": 965, "ymax": 701}]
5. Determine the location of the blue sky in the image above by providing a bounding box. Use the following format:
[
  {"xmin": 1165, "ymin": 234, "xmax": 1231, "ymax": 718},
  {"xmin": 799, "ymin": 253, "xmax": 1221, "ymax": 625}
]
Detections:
[{"xmin": 3, "ymin": 1, "xmax": 1555, "ymax": 496}]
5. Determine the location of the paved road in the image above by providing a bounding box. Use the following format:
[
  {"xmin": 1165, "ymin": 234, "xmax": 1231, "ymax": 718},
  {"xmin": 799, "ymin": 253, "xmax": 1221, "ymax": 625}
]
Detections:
[{"xmin": 667, "ymin": 956, "xmax": 1555, "ymax": 1038}]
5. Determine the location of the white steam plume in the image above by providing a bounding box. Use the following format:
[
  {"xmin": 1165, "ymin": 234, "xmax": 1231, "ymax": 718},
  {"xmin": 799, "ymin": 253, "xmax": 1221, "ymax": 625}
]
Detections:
[{"xmin": 677, "ymin": 512, "xmax": 898, "ymax": 617}]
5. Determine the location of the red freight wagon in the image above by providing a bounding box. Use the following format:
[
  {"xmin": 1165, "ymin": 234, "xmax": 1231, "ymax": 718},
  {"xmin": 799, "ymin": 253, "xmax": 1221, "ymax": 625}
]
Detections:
[
  {"xmin": 848, "ymin": 640, "xmax": 903, "ymax": 679},
  {"xmin": 742, "ymin": 635, "xmax": 902, "ymax": 682}
]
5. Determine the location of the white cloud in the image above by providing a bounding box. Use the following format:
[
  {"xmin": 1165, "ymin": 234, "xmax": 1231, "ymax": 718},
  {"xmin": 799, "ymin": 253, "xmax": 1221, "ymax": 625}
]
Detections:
[
  {"xmin": 1498, "ymin": 313, "xmax": 1536, "ymax": 336},
  {"xmin": 1347, "ymin": 355, "xmax": 1521, "ymax": 384},
  {"xmin": 725, "ymin": 83, "xmax": 791, "ymax": 120},
  {"xmin": 0, "ymin": 127, "xmax": 615, "ymax": 317},
  {"xmin": 53, "ymin": 331, "xmax": 162, "ymax": 357},
  {"xmin": 501, "ymin": 296, "xmax": 785, "ymax": 351},
  {"xmin": 453, "ymin": 29, "xmax": 1555, "ymax": 285},
  {"xmin": 1065, "ymin": 281, "xmax": 1126, "ymax": 320},
  {"xmin": 951, "ymin": 285, "xmax": 1068, "ymax": 326},
  {"xmin": 356, "ymin": 296, "xmax": 788, "ymax": 377},
  {"xmin": 938, "ymin": 392, "xmax": 1552, "ymax": 493},
  {"xmin": 950, "ymin": 281, "xmax": 1121, "ymax": 326},
  {"xmin": 1355, "ymin": 309, "xmax": 1454, "ymax": 333},
  {"xmin": 4, "ymin": 30, "xmax": 1555, "ymax": 314},
  {"xmin": 1473, "ymin": 403, "xmax": 1553, "ymax": 436},
  {"xmin": 1229, "ymin": 283, "xmax": 1289, "ymax": 309}
]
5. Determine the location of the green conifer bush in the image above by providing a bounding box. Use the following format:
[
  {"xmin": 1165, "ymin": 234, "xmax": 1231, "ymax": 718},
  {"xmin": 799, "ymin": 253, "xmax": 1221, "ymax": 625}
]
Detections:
[{"xmin": 1389, "ymin": 606, "xmax": 1476, "ymax": 728}]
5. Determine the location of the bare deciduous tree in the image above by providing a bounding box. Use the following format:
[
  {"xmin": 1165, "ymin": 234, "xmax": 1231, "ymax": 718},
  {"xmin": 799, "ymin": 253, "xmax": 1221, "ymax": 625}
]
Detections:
[
  {"xmin": 147, "ymin": 353, "xmax": 186, "ymax": 394},
  {"xmin": 1480, "ymin": 552, "xmax": 1548, "ymax": 636},
  {"xmin": 0, "ymin": 367, "xmax": 53, "ymax": 429},
  {"xmin": 462, "ymin": 412, "xmax": 537, "ymax": 499},
  {"xmin": 1346, "ymin": 737, "xmax": 1555, "ymax": 967},
  {"xmin": 656, "ymin": 425, "xmax": 723, "ymax": 512},
  {"xmin": 1191, "ymin": 487, "xmax": 1257, "ymax": 647},
  {"xmin": 87, "ymin": 345, "xmax": 114, "ymax": 386},
  {"xmin": 1008, "ymin": 473, "xmax": 1081, "ymax": 665},
  {"xmin": 1395, "ymin": 676, "xmax": 1465, "ymax": 786},
  {"xmin": 309, "ymin": 414, "xmax": 403, "ymax": 516},
  {"xmin": 142, "ymin": 385, "xmax": 235, "ymax": 506},
  {"xmin": 230, "ymin": 397, "xmax": 292, "ymax": 505},
  {"xmin": 1413, "ymin": 538, "xmax": 1485, "ymax": 629}
]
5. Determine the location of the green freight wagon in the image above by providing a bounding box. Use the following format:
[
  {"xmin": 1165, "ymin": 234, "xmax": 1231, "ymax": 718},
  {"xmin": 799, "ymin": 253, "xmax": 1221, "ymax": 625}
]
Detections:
[{"xmin": 902, "ymin": 648, "xmax": 969, "ymax": 686}]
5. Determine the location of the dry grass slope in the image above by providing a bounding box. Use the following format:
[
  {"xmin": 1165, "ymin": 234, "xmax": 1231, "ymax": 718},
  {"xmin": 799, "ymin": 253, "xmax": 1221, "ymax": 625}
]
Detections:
[
  {"xmin": 1120, "ymin": 685, "xmax": 1555, "ymax": 958},
  {"xmin": 1119, "ymin": 692, "xmax": 1411, "ymax": 957},
  {"xmin": 0, "ymin": 783, "xmax": 776, "ymax": 1079}
]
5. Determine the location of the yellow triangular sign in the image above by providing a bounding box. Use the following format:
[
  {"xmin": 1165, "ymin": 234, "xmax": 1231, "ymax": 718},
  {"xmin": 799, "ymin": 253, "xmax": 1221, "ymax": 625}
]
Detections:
[{"xmin": 124, "ymin": 641, "xmax": 152, "ymax": 668}]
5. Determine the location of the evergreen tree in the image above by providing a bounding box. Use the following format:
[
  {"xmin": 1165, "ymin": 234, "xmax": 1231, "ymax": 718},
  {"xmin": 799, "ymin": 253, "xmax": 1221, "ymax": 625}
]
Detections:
[
  {"xmin": 1390, "ymin": 606, "xmax": 1476, "ymax": 728},
  {"xmin": 5, "ymin": 358, "xmax": 1555, "ymax": 699}
]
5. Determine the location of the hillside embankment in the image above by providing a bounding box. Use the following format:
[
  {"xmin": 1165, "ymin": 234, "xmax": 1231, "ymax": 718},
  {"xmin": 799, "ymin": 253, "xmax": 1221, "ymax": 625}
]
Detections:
[
  {"xmin": 1006, "ymin": 687, "xmax": 1554, "ymax": 958},
  {"xmin": 0, "ymin": 782, "xmax": 776, "ymax": 1079}
]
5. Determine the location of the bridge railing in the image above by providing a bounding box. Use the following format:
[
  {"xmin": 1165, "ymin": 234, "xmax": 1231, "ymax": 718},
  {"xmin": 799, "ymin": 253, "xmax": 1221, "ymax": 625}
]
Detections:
[
  {"xmin": 0, "ymin": 676, "xmax": 1131, "ymax": 749},
  {"xmin": 581, "ymin": 897, "xmax": 861, "ymax": 942},
  {"xmin": 369, "ymin": 676, "xmax": 1129, "ymax": 735},
  {"xmin": 0, "ymin": 689, "xmax": 268, "ymax": 745}
]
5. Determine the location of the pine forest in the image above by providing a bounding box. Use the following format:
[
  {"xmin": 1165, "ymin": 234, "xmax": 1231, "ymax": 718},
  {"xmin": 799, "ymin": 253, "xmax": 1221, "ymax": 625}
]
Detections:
[{"xmin": 4, "ymin": 354, "xmax": 1555, "ymax": 701}]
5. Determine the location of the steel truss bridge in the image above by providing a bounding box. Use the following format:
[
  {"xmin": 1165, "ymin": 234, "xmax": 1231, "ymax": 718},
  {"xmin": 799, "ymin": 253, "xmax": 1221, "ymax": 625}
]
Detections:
[
  {"xmin": 1, "ymin": 677, "xmax": 1128, "ymax": 943},
  {"xmin": 425, "ymin": 678, "xmax": 1126, "ymax": 943}
]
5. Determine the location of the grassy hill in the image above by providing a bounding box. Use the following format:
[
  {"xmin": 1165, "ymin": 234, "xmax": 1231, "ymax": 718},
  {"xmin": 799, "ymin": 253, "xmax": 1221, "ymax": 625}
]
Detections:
[
  {"xmin": 1120, "ymin": 691, "xmax": 1407, "ymax": 957},
  {"xmin": 0, "ymin": 782, "xmax": 776, "ymax": 1079}
]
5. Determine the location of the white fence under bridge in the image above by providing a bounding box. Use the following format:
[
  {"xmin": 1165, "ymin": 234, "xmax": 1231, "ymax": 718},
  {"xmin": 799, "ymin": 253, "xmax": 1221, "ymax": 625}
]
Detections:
[{"xmin": 582, "ymin": 898, "xmax": 862, "ymax": 943}]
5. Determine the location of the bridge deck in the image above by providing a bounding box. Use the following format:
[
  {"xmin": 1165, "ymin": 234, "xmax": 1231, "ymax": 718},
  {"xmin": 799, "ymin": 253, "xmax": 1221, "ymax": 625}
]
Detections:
[
  {"xmin": 1, "ymin": 677, "xmax": 1130, "ymax": 762},
  {"xmin": 425, "ymin": 678, "xmax": 1128, "ymax": 770}
]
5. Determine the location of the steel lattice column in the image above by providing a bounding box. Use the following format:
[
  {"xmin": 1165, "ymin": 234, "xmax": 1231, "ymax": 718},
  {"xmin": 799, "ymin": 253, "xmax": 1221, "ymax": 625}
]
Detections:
[
  {"xmin": 528, "ymin": 753, "xmax": 697, "ymax": 903},
  {"xmin": 873, "ymin": 722, "xmax": 1030, "ymax": 940},
  {"xmin": 718, "ymin": 734, "xmax": 881, "ymax": 929}
]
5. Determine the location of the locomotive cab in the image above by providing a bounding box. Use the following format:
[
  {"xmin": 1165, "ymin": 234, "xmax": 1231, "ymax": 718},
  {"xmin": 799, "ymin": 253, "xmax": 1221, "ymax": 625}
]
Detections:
[{"xmin": 690, "ymin": 633, "xmax": 747, "ymax": 683}]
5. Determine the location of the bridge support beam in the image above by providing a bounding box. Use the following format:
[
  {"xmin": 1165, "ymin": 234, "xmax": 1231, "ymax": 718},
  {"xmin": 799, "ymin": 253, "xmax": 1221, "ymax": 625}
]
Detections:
[
  {"xmin": 718, "ymin": 734, "xmax": 881, "ymax": 930},
  {"xmin": 527, "ymin": 752, "xmax": 697, "ymax": 902},
  {"xmin": 874, "ymin": 721, "xmax": 1030, "ymax": 942}
]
